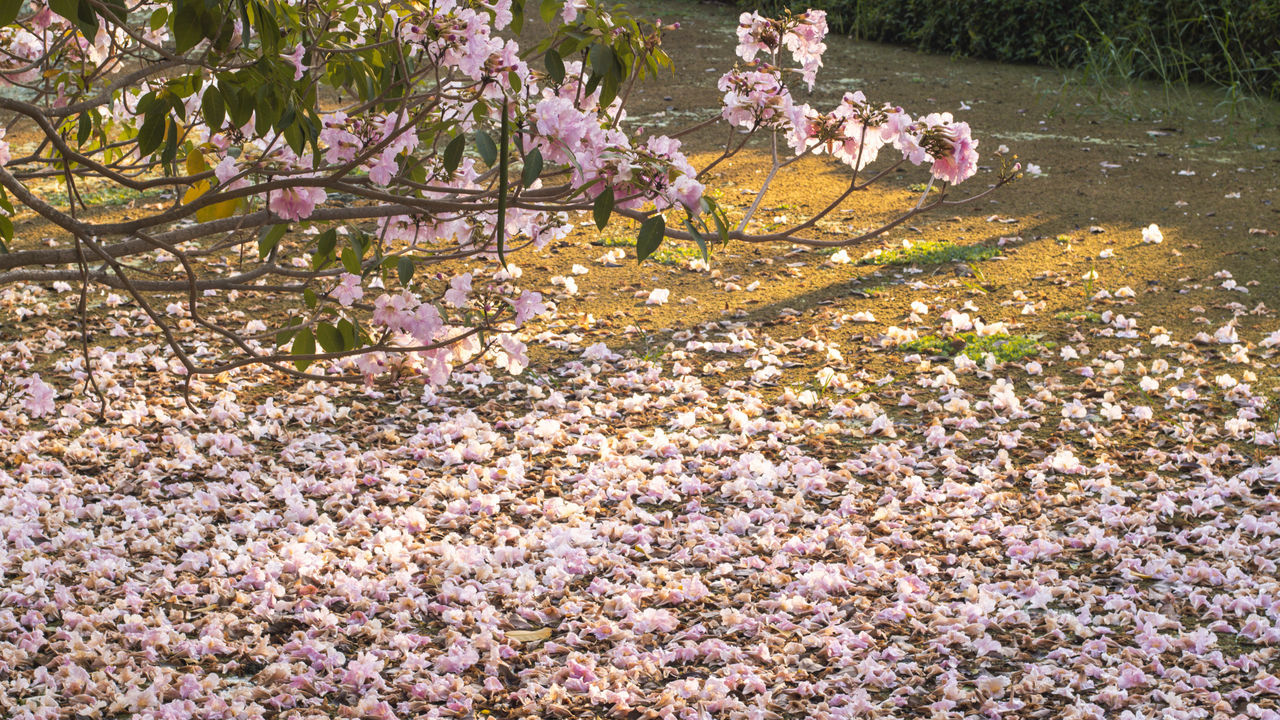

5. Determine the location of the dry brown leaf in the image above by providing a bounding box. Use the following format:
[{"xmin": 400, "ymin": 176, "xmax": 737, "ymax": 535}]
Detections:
[{"xmin": 506, "ymin": 627, "xmax": 552, "ymax": 643}]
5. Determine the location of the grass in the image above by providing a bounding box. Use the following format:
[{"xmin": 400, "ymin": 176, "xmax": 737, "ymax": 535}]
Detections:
[
  {"xmin": 903, "ymin": 332, "xmax": 1043, "ymax": 364},
  {"xmin": 44, "ymin": 185, "xmax": 169, "ymax": 209},
  {"xmin": 596, "ymin": 235, "xmax": 704, "ymax": 267},
  {"xmin": 1054, "ymin": 310, "xmax": 1104, "ymax": 323},
  {"xmin": 859, "ymin": 241, "xmax": 999, "ymax": 267},
  {"xmin": 1059, "ymin": 2, "xmax": 1279, "ymax": 123},
  {"xmin": 851, "ymin": 282, "xmax": 894, "ymax": 298}
]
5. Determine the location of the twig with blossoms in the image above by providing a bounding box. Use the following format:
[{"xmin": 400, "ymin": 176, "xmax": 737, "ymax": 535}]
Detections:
[{"xmin": 0, "ymin": 0, "xmax": 1014, "ymax": 406}]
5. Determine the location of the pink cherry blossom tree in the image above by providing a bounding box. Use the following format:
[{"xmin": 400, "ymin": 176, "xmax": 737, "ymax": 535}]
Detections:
[{"xmin": 0, "ymin": 0, "xmax": 1016, "ymax": 403}]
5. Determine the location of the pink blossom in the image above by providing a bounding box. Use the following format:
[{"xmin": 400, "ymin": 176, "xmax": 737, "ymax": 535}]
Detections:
[
  {"xmin": 444, "ymin": 273, "xmax": 472, "ymax": 308},
  {"xmin": 719, "ymin": 69, "xmax": 796, "ymax": 132},
  {"xmin": 368, "ymin": 149, "xmax": 399, "ymax": 186},
  {"xmin": 928, "ymin": 121, "xmax": 979, "ymax": 185},
  {"xmin": 22, "ymin": 374, "xmax": 56, "ymax": 417},
  {"xmin": 561, "ymin": 0, "xmax": 588, "ymax": 23},
  {"xmin": 631, "ymin": 608, "xmax": 678, "ymax": 634},
  {"xmin": 512, "ymin": 290, "xmax": 547, "ymax": 324},
  {"xmin": 783, "ymin": 10, "xmax": 827, "ymax": 89},
  {"xmin": 333, "ymin": 273, "xmax": 363, "ymax": 307},
  {"xmin": 214, "ymin": 155, "xmax": 239, "ymax": 185},
  {"xmin": 735, "ymin": 13, "xmax": 777, "ymax": 62},
  {"xmin": 1116, "ymin": 664, "xmax": 1147, "ymax": 690},
  {"xmin": 670, "ymin": 175, "xmax": 704, "ymax": 213},
  {"xmin": 268, "ymin": 184, "xmax": 326, "ymax": 221},
  {"xmin": 319, "ymin": 112, "xmax": 360, "ymax": 164},
  {"xmin": 283, "ymin": 44, "xmax": 308, "ymax": 81},
  {"xmin": 496, "ymin": 334, "xmax": 528, "ymax": 375},
  {"xmin": 434, "ymin": 643, "xmax": 479, "ymax": 673}
]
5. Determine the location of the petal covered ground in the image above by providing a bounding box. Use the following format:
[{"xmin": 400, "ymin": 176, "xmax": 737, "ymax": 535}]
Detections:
[{"xmin": 3, "ymin": 277, "xmax": 1280, "ymax": 720}]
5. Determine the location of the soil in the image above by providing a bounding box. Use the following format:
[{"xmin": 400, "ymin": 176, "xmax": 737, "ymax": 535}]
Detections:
[{"xmin": 510, "ymin": 0, "xmax": 1280, "ymax": 389}]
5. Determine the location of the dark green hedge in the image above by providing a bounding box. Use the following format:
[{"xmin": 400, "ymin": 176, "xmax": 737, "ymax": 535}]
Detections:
[{"xmin": 729, "ymin": 0, "xmax": 1280, "ymax": 100}]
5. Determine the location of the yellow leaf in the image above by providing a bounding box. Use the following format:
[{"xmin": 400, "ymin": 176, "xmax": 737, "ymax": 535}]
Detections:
[
  {"xmin": 186, "ymin": 149, "xmax": 208, "ymax": 175},
  {"xmin": 505, "ymin": 628, "xmax": 551, "ymax": 643},
  {"xmin": 183, "ymin": 178, "xmax": 241, "ymax": 222},
  {"xmin": 182, "ymin": 179, "xmax": 209, "ymax": 205},
  {"xmin": 196, "ymin": 197, "xmax": 241, "ymax": 222}
]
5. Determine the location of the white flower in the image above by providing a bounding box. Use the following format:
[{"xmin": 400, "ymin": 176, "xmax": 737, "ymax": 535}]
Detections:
[
  {"xmin": 827, "ymin": 249, "xmax": 851, "ymax": 264},
  {"xmin": 333, "ymin": 273, "xmax": 363, "ymax": 307},
  {"xmin": 646, "ymin": 288, "xmax": 670, "ymax": 306},
  {"xmin": 1049, "ymin": 449, "xmax": 1082, "ymax": 473},
  {"xmin": 1141, "ymin": 223, "xmax": 1163, "ymax": 244}
]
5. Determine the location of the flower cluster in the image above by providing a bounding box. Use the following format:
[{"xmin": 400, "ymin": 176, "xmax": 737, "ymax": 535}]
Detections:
[
  {"xmin": 722, "ymin": 12, "xmax": 981, "ymax": 184},
  {"xmin": 735, "ymin": 10, "xmax": 828, "ymax": 89}
]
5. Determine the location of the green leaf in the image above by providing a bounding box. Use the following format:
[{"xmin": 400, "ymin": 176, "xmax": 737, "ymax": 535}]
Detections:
[
  {"xmin": 316, "ymin": 322, "xmax": 343, "ymax": 352},
  {"xmin": 148, "ymin": 6, "xmax": 168, "ymax": 31},
  {"xmin": 397, "ymin": 256, "xmax": 415, "ymax": 286},
  {"xmin": 0, "ymin": 0, "xmax": 23, "ymax": 26},
  {"xmin": 315, "ymin": 228, "xmax": 337, "ymax": 257},
  {"xmin": 303, "ymin": 287, "xmax": 318, "ymax": 309},
  {"xmin": 442, "ymin": 134, "xmax": 465, "ymax": 174},
  {"xmin": 599, "ymin": 69, "xmax": 619, "ymax": 109},
  {"xmin": 283, "ymin": 122, "xmax": 305, "ymax": 156},
  {"xmin": 684, "ymin": 216, "xmax": 709, "ymax": 263},
  {"xmin": 583, "ymin": 72, "xmax": 601, "ymax": 98},
  {"xmin": 341, "ymin": 246, "xmax": 361, "ymax": 274},
  {"xmin": 160, "ymin": 118, "xmax": 179, "ymax": 166},
  {"xmin": 291, "ymin": 327, "xmax": 315, "ymax": 371},
  {"xmin": 544, "ymin": 48, "xmax": 565, "ymax": 84},
  {"xmin": 593, "ymin": 187, "xmax": 614, "ymax": 230},
  {"xmin": 202, "ymin": 86, "xmax": 225, "ymax": 131},
  {"xmin": 588, "ymin": 44, "xmax": 611, "ymax": 78},
  {"xmin": 539, "ymin": 0, "xmax": 559, "ymax": 24},
  {"xmin": 510, "ymin": 0, "xmax": 524, "ymax": 32},
  {"xmin": 100, "ymin": 0, "xmax": 126, "ymax": 23},
  {"xmin": 708, "ymin": 199, "xmax": 731, "ymax": 246},
  {"xmin": 49, "ymin": 0, "xmax": 97, "ymax": 36},
  {"xmin": 495, "ymin": 109, "xmax": 510, "ymax": 269},
  {"xmin": 258, "ymin": 223, "xmax": 287, "ymax": 259},
  {"xmin": 136, "ymin": 109, "xmax": 166, "ymax": 157},
  {"xmin": 225, "ymin": 85, "xmax": 252, "ymax": 128},
  {"xmin": 521, "ymin": 148, "xmax": 543, "ymax": 188},
  {"xmin": 76, "ymin": 111, "xmax": 91, "ymax": 146},
  {"xmin": 475, "ymin": 130, "xmax": 497, "ymax": 166},
  {"xmin": 135, "ymin": 91, "xmax": 157, "ymax": 116},
  {"xmin": 349, "ymin": 230, "xmax": 368, "ymax": 259},
  {"xmin": 172, "ymin": 4, "xmax": 203, "ymax": 53},
  {"xmin": 636, "ymin": 215, "xmax": 666, "ymax": 263},
  {"xmin": 338, "ymin": 318, "xmax": 357, "ymax": 348}
]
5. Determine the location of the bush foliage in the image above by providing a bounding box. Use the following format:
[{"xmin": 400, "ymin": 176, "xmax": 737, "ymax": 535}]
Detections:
[{"xmin": 729, "ymin": 0, "xmax": 1280, "ymax": 100}]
